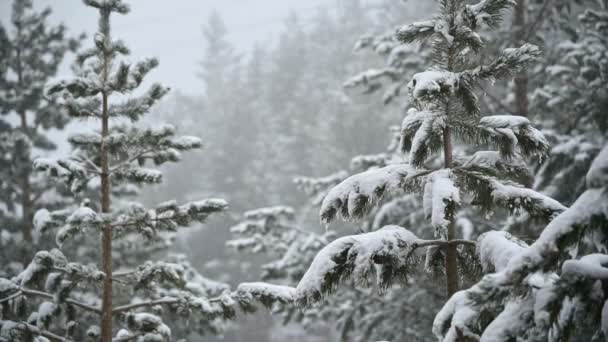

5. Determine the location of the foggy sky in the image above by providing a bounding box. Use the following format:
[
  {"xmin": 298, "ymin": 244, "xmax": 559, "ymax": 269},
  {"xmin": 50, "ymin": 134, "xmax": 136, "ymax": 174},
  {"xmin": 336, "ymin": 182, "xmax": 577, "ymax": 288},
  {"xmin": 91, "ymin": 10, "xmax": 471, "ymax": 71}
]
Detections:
[{"xmin": 0, "ymin": 0, "xmax": 333, "ymax": 93}]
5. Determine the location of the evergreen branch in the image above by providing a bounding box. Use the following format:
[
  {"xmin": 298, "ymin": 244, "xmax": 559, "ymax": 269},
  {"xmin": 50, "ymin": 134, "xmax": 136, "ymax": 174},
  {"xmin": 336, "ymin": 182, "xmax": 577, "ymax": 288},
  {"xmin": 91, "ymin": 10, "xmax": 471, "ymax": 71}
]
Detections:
[
  {"xmin": 412, "ymin": 239, "xmax": 476, "ymax": 249},
  {"xmin": 16, "ymin": 287, "xmax": 102, "ymax": 314},
  {"xmin": 112, "ymin": 297, "xmax": 179, "ymax": 314},
  {"xmin": 111, "ymin": 295, "xmax": 224, "ymax": 314},
  {"xmin": 108, "ymin": 149, "xmax": 155, "ymax": 172},
  {"xmin": 8, "ymin": 322, "xmax": 76, "ymax": 342},
  {"xmin": 0, "ymin": 290, "xmax": 22, "ymax": 303}
]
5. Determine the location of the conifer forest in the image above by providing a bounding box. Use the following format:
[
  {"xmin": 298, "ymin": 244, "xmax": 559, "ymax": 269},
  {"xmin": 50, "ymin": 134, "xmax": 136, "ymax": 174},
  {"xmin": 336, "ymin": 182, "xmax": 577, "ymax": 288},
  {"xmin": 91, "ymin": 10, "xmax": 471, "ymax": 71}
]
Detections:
[{"xmin": 1, "ymin": 0, "xmax": 607, "ymax": 341}]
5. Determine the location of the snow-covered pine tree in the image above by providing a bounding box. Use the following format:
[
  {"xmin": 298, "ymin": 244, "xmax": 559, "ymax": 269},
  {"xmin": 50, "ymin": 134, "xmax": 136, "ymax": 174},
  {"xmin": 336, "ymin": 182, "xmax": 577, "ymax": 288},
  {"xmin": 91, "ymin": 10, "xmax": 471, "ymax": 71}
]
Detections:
[
  {"xmin": 300, "ymin": 0, "xmax": 558, "ymax": 298},
  {"xmin": 235, "ymin": 0, "xmax": 567, "ymax": 334},
  {"xmin": 434, "ymin": 144, "xmax": 608, "ymax": 341},
  {"xmin": 0, "ymin": 0, "xmax": 81, "ymax": 263},
  {"xmin": 0, "ymin": 1, "xmax": 273, "ymax": 341}
]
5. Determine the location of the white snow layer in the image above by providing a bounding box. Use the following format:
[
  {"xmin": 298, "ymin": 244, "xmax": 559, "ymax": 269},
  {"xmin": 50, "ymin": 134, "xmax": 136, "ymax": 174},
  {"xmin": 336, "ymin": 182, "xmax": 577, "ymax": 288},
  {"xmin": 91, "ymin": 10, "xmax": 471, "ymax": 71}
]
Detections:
[
  {"xmin": 423, "ymin": 170, "xmax": 460, "ymax": 232},
  {"xmin": 320, "ymin": 164, "xmax": 415, "ymax": 222},
  {"xmin": 476, "ymin": 231, "xmax": 527, "ymax": 273},
  {"xmin": 295, "ymin": 225, "xmax": 418, "ymax": 301}
]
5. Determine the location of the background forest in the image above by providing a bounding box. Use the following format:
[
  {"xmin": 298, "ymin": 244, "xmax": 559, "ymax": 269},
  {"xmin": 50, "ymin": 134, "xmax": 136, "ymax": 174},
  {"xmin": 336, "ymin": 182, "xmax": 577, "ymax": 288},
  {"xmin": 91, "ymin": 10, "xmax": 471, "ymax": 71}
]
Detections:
[{"xmin": 0, "ymin": 0, "xmax": 606, "ymax": 341}]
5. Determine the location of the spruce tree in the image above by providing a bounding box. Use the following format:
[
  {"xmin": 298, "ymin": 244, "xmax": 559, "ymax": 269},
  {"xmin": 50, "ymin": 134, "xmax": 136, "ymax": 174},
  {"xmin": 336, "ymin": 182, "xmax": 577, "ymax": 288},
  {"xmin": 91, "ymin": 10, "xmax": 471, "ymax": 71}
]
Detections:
[
  {"xmin": 0, "ymin": 0, "xmax": 81, "ymax": 261},
  {"xmin": 0, "ymin": 1, "xmax": 270, "ymax": 341},
  {"xmin": 236, "ymin": 0, "xmax": 566, "ymax": 336},
  {"xmin": 302, "ymin": 0, "xmax": 556, "ymax": 299}
]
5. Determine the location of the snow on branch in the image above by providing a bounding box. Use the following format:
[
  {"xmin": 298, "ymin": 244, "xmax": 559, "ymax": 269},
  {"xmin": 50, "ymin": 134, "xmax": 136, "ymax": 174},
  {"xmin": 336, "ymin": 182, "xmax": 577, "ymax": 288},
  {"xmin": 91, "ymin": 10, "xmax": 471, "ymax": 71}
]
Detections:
[
  {"xmin": 408, "ymin": 70, "xmax": 458, "ymax": 102},
  {"xmin": 458, "ymin": 150, "xmax": 531, "ymax": 184},
  {"xmin": 432, "ymin": 290, "xmax": 481, "ymax": 342},
  {"xmin": 561, "ymin": 254, "xmax": 608, "ymax": 280},
  {"xmin": 468, "ymin": 43, "xmax": 541, "ymax": 83},
  {"xmin": 407, "ymin": 113, "xmax": 446, "ymax": 167},
  {"xmin": 455, "ymin": 169, "xmax": 566, "ymax": 219},
  {"xmin": 477, "ymin": 115, "xmax": 549, "ymax": 158},
  {"xmin": 423, "ymin": 170, "xmax": 461, "ymax": 237},
  {"xmin": 236, "ymin": 282, "xmax": 295, "ymax": 308},
  {"xmin": 343, "ymin": 68, "xmax": 399, "ymax": 89},
  {"xmin": 461, "ymin": 0, "xmax": 516, "ymax": 29},
  {"xmin": 108, "ymin": 83, "xmax": 169, "ymax": 121},
  {"xmin": 399, "ymin": 108, "xmax": 444, "ymax": 163},
  {"xmin": 319, "ymin": 164, "xmax": 417, "ymax": 224},
  {"xmin": 396, "ymin": 20, "xmax": 437, "ymax": 44},
  {"xmin": 476, "ymin": 231, "xmax": 527, "ymax": 273},
  {"xmin": 294, "ymin": 226, "xmax": 421, "ymax": 306}
]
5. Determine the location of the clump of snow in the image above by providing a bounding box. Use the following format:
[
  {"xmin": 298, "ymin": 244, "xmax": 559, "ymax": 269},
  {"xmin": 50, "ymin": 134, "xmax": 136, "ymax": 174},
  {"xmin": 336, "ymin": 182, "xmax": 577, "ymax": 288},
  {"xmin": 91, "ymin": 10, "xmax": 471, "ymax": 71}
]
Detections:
[
  {"xmin": 236, "ymin": 282, "xmax": 295, "ymax": 303},
  {"xmin": 169, "ymin": 135, "xmax": 202, "ymax": 149},
  {"xmin": 476, "ymin": 231, "xmax": 527, "ymax": 273},
  {"xmin": 561, "ymin": 254, "xmax": 608, "ymax": 280},
  {"xmin": 479, "ymin": 115, "xmax": 530, "ymax": 129},
  {"xmin": 423, "ymin": 170, "xmax": 460, "ymax": 234},
  {"xmin": 407, "ymin": 70, "xmax": 458, "ymax": 100},
  {"xmin": 67, "ymin": 207, "xmax": 101, "ymax": 226},
  {"xmin": 33, "ymin": 209, "xmax": 52, "ymax": 232},
  {"xmin": 125, "ymin": 312, "xmax": 171, "ymax": 340}
]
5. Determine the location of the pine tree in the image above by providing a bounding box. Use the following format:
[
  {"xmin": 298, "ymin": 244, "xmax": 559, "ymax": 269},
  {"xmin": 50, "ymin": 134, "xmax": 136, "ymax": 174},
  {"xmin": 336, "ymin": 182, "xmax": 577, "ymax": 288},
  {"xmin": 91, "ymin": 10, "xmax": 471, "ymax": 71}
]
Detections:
[
  {"xmin": 233, "ymin": 0, "xmax": 566, "ymax": 336},
  {"xmin": 0, "ymin": 1, "xmax": 272, "ymax": 341},
  {"xmin": 0, "ymin": 0, "xmax": 81, "ymax": 261}
]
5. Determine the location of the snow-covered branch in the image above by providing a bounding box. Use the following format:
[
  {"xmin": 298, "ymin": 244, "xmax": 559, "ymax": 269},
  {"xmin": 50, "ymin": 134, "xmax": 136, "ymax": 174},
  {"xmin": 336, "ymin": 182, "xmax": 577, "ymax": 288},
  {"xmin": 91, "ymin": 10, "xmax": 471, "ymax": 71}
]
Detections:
[{"xmin": 320, "ymin": 164, "xmax": 418, "ymax": 224}]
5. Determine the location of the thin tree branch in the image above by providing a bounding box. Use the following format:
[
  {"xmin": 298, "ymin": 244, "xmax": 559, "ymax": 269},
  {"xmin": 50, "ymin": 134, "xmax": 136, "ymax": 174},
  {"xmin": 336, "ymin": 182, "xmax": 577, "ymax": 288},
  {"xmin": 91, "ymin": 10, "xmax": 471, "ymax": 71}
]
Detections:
[
  {"xmin": 112, "ymin": 297, "xmax": 179, "ymax": 314},
  {"xmin": 412, "ymin": 239, "xmax": 476, "ymax": 249},
  {"xmin": 112, "ymin": 295, "xmax": 224, "ymax": 314},
  {"xmin": 10, "ymin": 322, "xmax": 76, "ymax": 342},
  {"xmin": 19, "ymin": 287, "xmax": 102, "ymax": 314},
  {"xmin": 109, "ymin": 149, "xmax": 155, "ymax": 173},
  {"xmin": 0, "ymin": 290, "xmax": 22, "ymax": 304}
]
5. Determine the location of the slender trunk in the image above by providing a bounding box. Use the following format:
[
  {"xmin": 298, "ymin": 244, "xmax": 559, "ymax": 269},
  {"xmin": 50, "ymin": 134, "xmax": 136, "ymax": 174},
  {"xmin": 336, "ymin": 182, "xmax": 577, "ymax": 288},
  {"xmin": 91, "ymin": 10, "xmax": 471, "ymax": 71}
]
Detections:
[
  {"xmin": 15, "ymin": 23, "xmax": 33, "ymax": 243},
  {"xmin": 444, "ymin": 45, "xmax": 458, "ymax": 298},
  {"xmin": 512, "ymin": 0, "xmax": 528, "ymax": 117},
  {"xmin": 99, "ymin": 12, "xmax": 113, "ymax": 341},
  {"xmin": 19, "ymin": 111, "xmax": 33, "ymax": 243},
  {"xmin": 100, "ymin": 90, "xmax": 112, "ymax": 342},
  {"xmin": 443, "ymin": 128, "xmax": 459, "ymax": 297}
]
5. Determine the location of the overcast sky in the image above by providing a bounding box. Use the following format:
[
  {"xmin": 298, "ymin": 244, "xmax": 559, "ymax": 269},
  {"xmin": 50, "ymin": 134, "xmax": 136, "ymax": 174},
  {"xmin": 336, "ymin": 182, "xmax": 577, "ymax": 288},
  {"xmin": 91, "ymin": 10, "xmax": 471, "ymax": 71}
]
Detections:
[{"xmin": 0, "ymin": 0, "xmax": 333, "ymax": 93}]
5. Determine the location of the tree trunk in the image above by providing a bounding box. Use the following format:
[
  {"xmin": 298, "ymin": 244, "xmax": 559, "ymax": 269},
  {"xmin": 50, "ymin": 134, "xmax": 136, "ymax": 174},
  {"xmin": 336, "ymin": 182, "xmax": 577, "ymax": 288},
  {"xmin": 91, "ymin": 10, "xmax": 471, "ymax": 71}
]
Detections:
[
  {"xmin": 444, "ymin": 45, "xmax": 459, "ymax": 298},
  {"xmin": 443, "ymin": 128, "xmax": 459, "ymax": 297},
  {"xmin": 15, "ymin": 23, "xmax": 33, "ymax": 244},
  {"xmin": 512, "ymin": 0, "xmax": 528, "ymax": 117},
  {"xmin": 19, "ymin": 111, "xmax": 33, "ymax": 243},
  {"xmin": 99, "ymin": 12, "xmax": 113, "ymax": 342}
]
